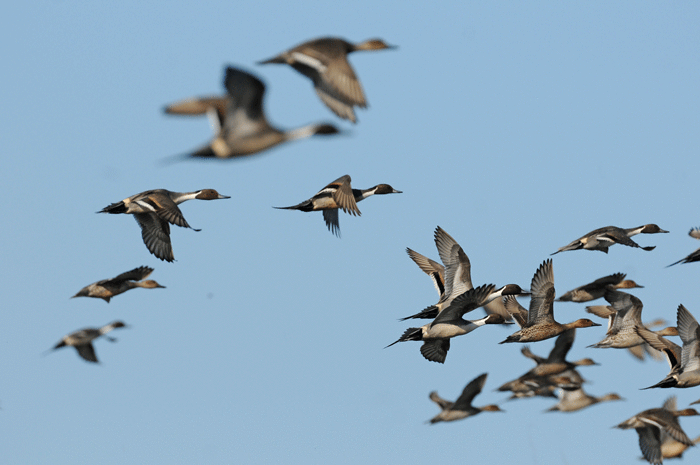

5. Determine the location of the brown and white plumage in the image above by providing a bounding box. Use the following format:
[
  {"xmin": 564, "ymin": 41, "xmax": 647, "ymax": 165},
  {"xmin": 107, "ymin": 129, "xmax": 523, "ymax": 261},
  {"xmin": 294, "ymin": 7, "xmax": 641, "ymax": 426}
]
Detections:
[
  {"xmin": 164, "ymin": 66, "xmax": 339, "ymax": 159},
  {"xmin": 72, "ymin": 266, "xmax": 165, "ymax": 303},
  {"xmin": 400, "ymin": 226, "xmax": 518, "ymax": 322},
  {"xmin": 387, "ymin": 284, "xmax": 526, "ymax": 363},
  {"xmin": 259, "ymin": 37, "xmax": 396, "ymax": 123},
  {"xmin": 99, "ymin": 188, "xmax": 230, "ymax": 262},
  {"xmin": 501, "ymin": 259, "xmax": 600, "ymax": 343},
  {"xmin": 616, "ymin": 397, "xmax": 699, "ymax": 465},
  {"xmin": 587, "ymin": 291, "xmax": 678, "ymax": 351},
  {"xmin": 546, "ymin": 386, "xmax": 622, "ymax": 413},
  {"xmin": 557, "ymin": 272, "xmax": 642, "ymax": 302},
  {"xmin": 552, "ymin": 224, "xmax": 668, "ymax": 255},
  {"xmin": 274, "ymin": 174, "xmax": 401, "ymax": 237}
]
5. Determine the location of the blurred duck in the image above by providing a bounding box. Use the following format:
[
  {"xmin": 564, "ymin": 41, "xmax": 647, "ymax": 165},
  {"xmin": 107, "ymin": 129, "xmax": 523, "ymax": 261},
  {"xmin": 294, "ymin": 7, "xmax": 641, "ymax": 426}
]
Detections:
[
  {"xmin": 512, "ymin": 329, "xmax": 597, "ymax": 378},
  {"xmin": 585, "ymin": 309, "xmax": 674, "ymax": 361},
  {"xmin": 274, "ymin": 174, "xmax": 401, "ymax": 237},
  {"xmin": 164, "ymin": 66, "xmax": 339, "ymax": 159},
  {"xmin": 546, "ymin": 387, "xmax": 622, "ymax": 413},
  {"xmin": 501, "ymin": 260, "xmax": 600, "ymax": 344},
  {"xmin": 496, "ymin": 326, "xmax": 594, "ymax": 399},
  {"xmin": 72, "ymin": 266, "xmax": 164, "ymax": 303},
  {"xmin": 653, "ymin": 397, "xmax": 700, "ymax": 460},
  {"xmin": 668, "ymin": 227, "xmax": 700, "ymax": 266},
  {"xmin": 587, "ymin": 290, "xmax": 678, "ymax": 351},
  {"xmin": 552, "ymin": 224, "xmax": 668, "ymax": 255},
  {"xmin": 259, "ymin": 37, "xmax": 396, "ymax": 123},
  {"xmin": 400, "ymin": 226, "xmax": 517, "ymax": 322},
  {"xmin": 99, "ymin": 189, "xmax": 230, "ymax": 262},
  {"xmin": 48, "ymin": 321, "xmax": 128, "ymax": 363},
  {"xmin": 557, "ymin": 272, "xmax": 642, "ymax": 302},
  {"xmin": 637, "ymin": 304, "xmax": 700, "ymax": 389},
  {"xmin": 428, "ymin": 373, "xmax": 502, "ymax": 423},
  {"xmin": 387, "ymin": 284, "xmax": 526, "ymax": 363},
  {"xmin": 616, "ymin": 398, "xmax": 699, "ymax": 465}
]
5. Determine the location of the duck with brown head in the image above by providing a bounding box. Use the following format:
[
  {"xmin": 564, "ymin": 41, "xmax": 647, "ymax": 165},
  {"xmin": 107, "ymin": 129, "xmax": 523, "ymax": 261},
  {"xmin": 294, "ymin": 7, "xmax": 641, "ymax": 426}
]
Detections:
[
  {"xmin": 99, "ymin": 188, "xmax": 230, "ymax": 262},
  {"xmin": 259, "ymin": 37, "xmax": 396, "ymax": 123},
  {"xmin": 501, "ymin": 259, "xmax": 601, "ymax": 344}
]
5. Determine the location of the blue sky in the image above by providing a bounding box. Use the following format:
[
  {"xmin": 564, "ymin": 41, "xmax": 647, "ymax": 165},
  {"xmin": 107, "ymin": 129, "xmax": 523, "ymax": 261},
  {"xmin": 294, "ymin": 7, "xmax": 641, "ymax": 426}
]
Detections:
[{"xmin": 2, "ymin": 2, "xmax": 700, "ymax": 464}]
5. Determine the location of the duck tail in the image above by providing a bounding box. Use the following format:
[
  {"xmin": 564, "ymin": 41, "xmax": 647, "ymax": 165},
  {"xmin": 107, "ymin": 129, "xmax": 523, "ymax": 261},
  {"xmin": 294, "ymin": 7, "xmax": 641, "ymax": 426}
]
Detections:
[
  {"xmin": 98, "ymin": 201, "xmax": 127, "ymax": 214},
  {"xmin": 399, "ymin": 305, "xmax": 438, "ymax": 321},
  {"xmin": 641, "ymin": 376, "xmax": 677, "ymax": 389},
  {"xmin": 499, "ymin": 335, "xmax": 518, "ymax": 344},
  {"xmin": 385, "ymin": 327, "xmax": 422, "ymax": 348},
  {"xmin": 273, "ymin": 199, "xmax": 314, "ymax": 212}
]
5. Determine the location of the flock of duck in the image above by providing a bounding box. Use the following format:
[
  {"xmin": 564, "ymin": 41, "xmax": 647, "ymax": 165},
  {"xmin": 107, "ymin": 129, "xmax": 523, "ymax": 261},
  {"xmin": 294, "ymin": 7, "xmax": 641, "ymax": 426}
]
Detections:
[
  {"xmin": 44, "ymin": 35, "xmax": 700, "ymax": 465},
  {"xmin": 386, "ymin": 224, "xmax": 700, "ymax": 464},
  {"xmin": 49, "ymin": 36, "xmax": 399, "ymax": 364}
]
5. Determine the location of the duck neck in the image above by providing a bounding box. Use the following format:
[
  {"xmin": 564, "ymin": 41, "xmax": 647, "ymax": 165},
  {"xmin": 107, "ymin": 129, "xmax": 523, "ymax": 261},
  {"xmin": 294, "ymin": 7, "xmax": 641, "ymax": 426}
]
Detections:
[
  {"xmin": 354, "ymin": 186, "xmax": 378, "ymax": 202},
  {"xmin": 285, "ymin": 124, "xmax": 320, "ymax": 142},
  {"xmin": 170, "ymin": 191, "xmax": 199, "ymax": 204}
]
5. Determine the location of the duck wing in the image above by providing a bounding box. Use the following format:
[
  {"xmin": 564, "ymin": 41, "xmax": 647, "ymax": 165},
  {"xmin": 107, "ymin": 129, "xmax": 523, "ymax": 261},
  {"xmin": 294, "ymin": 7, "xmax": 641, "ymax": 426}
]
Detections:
[
  {"xmin": 452, "ymin": 373, "xmax": 488, "ymax": 411},
  {"xmin": 322, "ymin": 209, "xmax": 341, "ymax": 237},
  {"xmin": 406, "ymin": 248, "xmax": 445, "ymax": 299},
  {"xmin": 75, "ymin": 343, "xmax": 98, "ymax": 363},
  {"xmin": 134, "ymin": 213, "xmax": 174, "ymax": 262},
  {"xmin": 108, "ymin": 266, "xmax": 154, "ymax": 284},
  {"xmin": 528, "ymin": 259, "xmax": 556, "ymax": 325}
]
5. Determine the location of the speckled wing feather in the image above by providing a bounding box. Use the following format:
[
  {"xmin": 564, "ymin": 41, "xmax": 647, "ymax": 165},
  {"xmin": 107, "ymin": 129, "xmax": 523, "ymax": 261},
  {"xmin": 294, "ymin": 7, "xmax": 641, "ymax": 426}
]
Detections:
[
  {"xmin": 328, "ymin": 175, "xmax": 360, "ymax": 216},
  {"xmin": 528, "ymin": 259, "xmax": 556, "ymax": 325}
]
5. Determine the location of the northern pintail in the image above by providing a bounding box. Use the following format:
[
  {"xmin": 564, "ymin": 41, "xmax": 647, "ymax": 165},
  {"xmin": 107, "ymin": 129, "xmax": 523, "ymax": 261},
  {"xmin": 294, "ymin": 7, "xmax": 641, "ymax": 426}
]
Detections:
[
  {"xmin": 274, "ymin": 174, "xmax": 401, "ymax": 237},
  {"xmin": 546, "ymin": 387, "xmax": 622, "ymax": 413},
  {"xmin": 654, "ymin": 397, "xmax": 700, "ymax": 460},
  {"xmin": 501, "ymin": 260, "xmax": 600, "ymax": 344},
  {"xmin": 428, "ymin": 373, "xmax": 502, "ymax": 423},
  {"xmin": 616, "ymin": 398, "xmax": 699, "ymax": 465},
  {"xmin": 557, "ymin": 272, "xmax": 642, "ymax": 302},
  {"xmin": 259, "ymin": 37, "xmax": 396, "ymax": 123},
  {"xmin": 387, "ymin": 284, "xmax": 524, "ymax": 363},
  {"xmin": 516, "ymin": 329, "xmax": 598, "ymax": 378},
  {"xmin": 668, "ymin": 227, "xmax": 700, "ymax": 267},
  {"xmin": 496, "ymin": 328, "xmax": 595, "ymax": 399},
  {"xmin": 400, "ymin": 226, "xmax": 519, "ymax": 322},
  {"xmin": 637, "ymin": 304, "xmax": 700, "ymax": 389},
  {"xmin": 552, "ymin": 224, "xmax": 668, "ymax": 255},
  {"xmin": 586, "ymin": 290, "xmax": 678, "ymax": 351},
  {"xmin": 99, "ymin": 189, "xmax": 230, "ymax": 262},
  {"xmin": 72, "ymin": 266, "xmax": 165, "ymax": 302},
  {"xmin": 164, "ymin": 66, "xmax": 339, "ymax": 159},
  {"xmin": 48, "ymin": 321, "xmax": 128, "ymax": 363}
]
